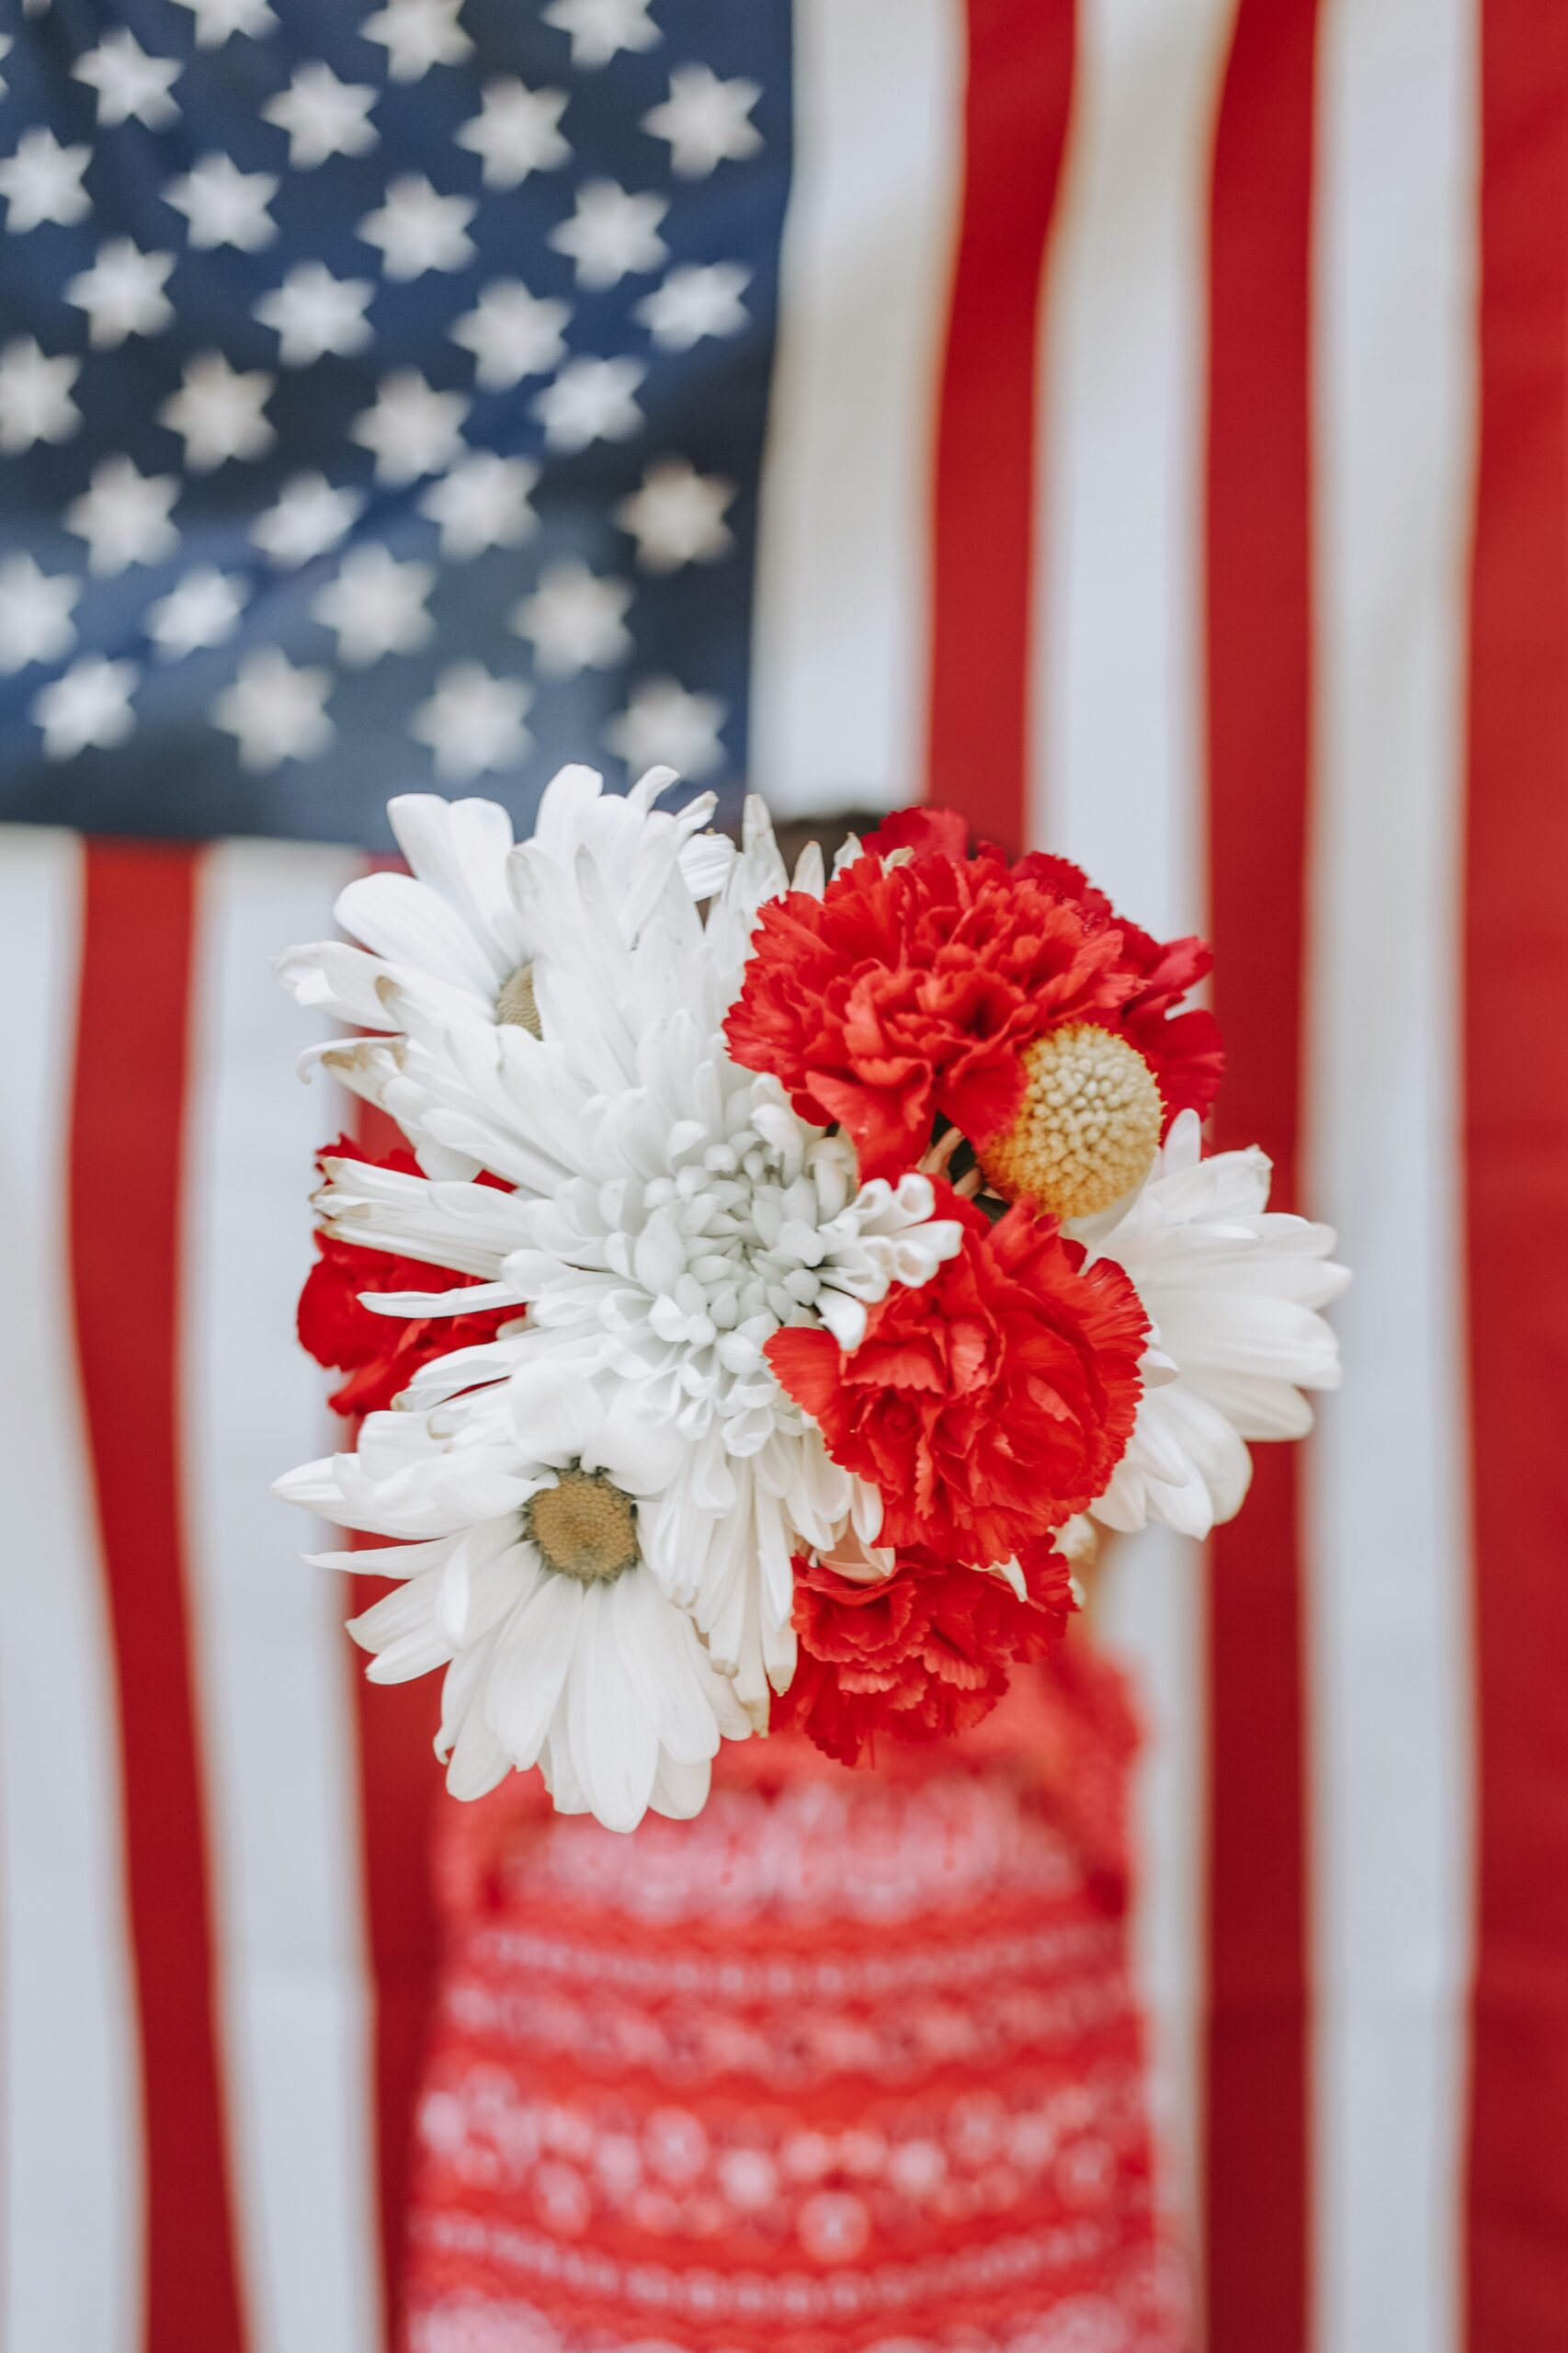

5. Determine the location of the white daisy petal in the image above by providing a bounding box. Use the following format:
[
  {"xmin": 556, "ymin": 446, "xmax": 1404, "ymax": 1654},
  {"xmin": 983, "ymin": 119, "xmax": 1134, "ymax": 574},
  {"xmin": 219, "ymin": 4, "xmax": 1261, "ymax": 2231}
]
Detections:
[
  {"xmin": 350, "ymin": 1573, "xmax": 452, "ymax": 1682},
  {"xmin": 506, "ymin": 1363, "xmax": 605, "ymax": 1464},
  {"xmin": 648, "ymin": 1748, "xmax": 712, "ymax": 1820},
  {"xmin": 333, "ymin": 869, "xmax": 506, "ymax": 998},
  {"xmin": 486, "ymin": 1569, "xmax": 583, "ymax": 1766},
  {"xmin": 565, "ymin": 1583, "xmax": 660, "ymax": 1833},
  {"xmin": 445, "ymin": 1673, "xmax": 513, "ymax": 1800},
  {"xmin": 610, "ymin": 1567, "xmax": 722, "ymax": 1763},
  {"xmin": 1077, "ymin": 1120, "xmax": 1346, "ymax": 1535}
]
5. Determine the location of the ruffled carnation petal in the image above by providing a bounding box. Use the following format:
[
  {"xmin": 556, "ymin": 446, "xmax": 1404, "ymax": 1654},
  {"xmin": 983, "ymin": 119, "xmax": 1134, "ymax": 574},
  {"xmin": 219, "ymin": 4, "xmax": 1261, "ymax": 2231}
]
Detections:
[
  {"xmin": 766, "ymin": 1187, "xmax": 1148, "ymax": 1564},
  {"xmin": 773, "ymin": 1540, "xmax": 1077, "ymax": 1767},
  {"xmin": 724, "ymin": 854, "xmax": 1134, "ymax": 1180}
]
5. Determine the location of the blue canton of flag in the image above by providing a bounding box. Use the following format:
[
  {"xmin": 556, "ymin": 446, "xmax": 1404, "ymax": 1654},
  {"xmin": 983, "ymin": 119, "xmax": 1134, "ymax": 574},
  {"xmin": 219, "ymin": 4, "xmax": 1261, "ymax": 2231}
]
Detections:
[{"xmin": 0, "ymin": 0, "xmax": 791, "ymax": 846}]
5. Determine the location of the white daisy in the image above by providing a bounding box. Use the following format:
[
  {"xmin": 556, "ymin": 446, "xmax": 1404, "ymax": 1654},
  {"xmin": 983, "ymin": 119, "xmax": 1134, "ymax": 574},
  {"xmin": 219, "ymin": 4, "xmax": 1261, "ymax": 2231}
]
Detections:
[
  {"xmin": 1075, "ymin": 1110, "xmax": 1348, "ymax": 1539},
  {"xmin": 275, "ymin": 1366, "xmax": 750, "ymax": 1830},
  {"xmin": 274, "ymin": 762, "xmax": 733, "ymax": 1173}
]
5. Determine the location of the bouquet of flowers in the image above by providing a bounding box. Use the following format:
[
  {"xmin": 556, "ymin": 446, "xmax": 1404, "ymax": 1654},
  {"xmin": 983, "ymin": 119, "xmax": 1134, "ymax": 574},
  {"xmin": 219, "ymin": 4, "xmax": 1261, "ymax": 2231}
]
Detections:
[{"xmin": 276, "ymin": 767, "xmax": 1346, "ymax": 1831}]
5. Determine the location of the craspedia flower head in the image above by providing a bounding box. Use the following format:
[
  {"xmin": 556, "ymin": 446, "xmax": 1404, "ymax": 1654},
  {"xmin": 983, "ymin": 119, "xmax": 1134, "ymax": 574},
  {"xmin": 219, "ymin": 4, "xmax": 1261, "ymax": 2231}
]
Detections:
[{"xmin": 979, "ymin": 1023, "xmax": 1164, "ymax": 1219}]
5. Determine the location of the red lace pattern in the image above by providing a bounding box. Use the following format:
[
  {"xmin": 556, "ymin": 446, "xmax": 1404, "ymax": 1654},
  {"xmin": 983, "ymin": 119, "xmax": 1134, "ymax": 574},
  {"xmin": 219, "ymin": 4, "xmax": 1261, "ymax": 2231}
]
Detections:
[{"xmin": 404, "ymin": 1647, "xmax": 1190, "ymax": 2353}]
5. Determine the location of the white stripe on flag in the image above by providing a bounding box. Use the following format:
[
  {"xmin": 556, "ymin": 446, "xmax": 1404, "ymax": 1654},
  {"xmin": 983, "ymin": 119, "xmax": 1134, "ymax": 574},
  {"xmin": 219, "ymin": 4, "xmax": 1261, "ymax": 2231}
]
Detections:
[
  {"xmin": 1032, "ymin": 0, "xmax": 1240, "ymax": 2280},
  {"xmin": 181, "ymin": 841, "xmax": 382, "ymax": 2353},
  {"xmin": 1307, "ymin": 0, "xmax": 1478, "ymax": 2345},
  {"xmin": 0, "ymin": 827, "xmax": 142, "ymax": 2353},
  {"xmin": 749, "ymin": 0, "xmax": 963, "ymax": 817}
]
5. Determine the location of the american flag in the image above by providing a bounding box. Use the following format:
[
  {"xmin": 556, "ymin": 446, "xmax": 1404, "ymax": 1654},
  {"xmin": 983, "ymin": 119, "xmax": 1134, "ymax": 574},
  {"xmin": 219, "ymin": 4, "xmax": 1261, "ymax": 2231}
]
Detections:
[{"xmin": 2, "ymin": 4, "xmax": 1565, "ymax": 2352}]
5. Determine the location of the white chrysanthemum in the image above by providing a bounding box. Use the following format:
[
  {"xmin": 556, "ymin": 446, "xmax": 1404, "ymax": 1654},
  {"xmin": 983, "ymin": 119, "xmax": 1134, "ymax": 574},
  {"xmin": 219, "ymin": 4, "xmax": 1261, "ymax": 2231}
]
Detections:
[
  {"xmin": 1074, "ymin": 1110, "xmax": 1347, "ymax": 1539},
  {"xmin": 275, "ymin": 762, "xmax": 733, "ymax": 1174},
  {"xmin": 275, "ymin": 1367, "xmax": 750, "ymax": 1832}
]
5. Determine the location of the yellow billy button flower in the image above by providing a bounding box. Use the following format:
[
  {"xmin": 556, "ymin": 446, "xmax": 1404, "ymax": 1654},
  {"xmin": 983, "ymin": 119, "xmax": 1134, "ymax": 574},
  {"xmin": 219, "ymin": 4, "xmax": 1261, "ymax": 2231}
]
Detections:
[{"xmin": 980, "ymin": 1023, "xmax": 1164, "ymax": 1220}]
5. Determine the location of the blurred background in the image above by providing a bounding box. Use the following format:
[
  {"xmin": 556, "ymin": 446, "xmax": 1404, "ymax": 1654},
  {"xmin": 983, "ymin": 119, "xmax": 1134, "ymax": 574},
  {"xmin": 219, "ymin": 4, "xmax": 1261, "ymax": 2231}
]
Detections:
[{"xmin": 1, "ymin": 1, "xmax": 1564, "ymax": 2349}]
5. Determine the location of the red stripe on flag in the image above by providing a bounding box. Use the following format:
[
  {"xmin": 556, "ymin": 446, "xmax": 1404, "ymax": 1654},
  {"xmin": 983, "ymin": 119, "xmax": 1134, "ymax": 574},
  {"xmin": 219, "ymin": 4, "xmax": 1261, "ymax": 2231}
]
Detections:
[
  {"xmin": 68, "ymin": 842, "xmax": 249, "ymax": 2353},
  {"xmin": 349, "ymin": 1094, "xmax": 444, "ymax": 2342},
  {"xmin": 1204, "ymin": 5, "xmax": 1319, "ymax": 2347},
  {"xmin": 1463, "ymin": 7, "xmax": 1568, "ymax": 2342},
  {"xmin": 926, "ymin": 0, "xmax": 1074, "ymax": 848}
]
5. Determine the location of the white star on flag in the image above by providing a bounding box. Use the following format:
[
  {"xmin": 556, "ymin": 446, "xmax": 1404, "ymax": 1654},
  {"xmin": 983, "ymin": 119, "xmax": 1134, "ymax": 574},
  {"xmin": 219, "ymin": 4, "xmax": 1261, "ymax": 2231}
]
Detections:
[
  {"xmin": 164, "ymin": 153, "xmax": 277, "ymax": 252},
  {"xmin": 169, "ymin": 0, "xmax": 279, "ymax": 43},
  {"xmin": 65, "ymin": 455, "xmax": 180, "ymax": 574},
  {"xmin": 311, "ymin": 545, "xmax": 436, "ymax": 665},
  {"xmin": 0, "ymin": 130, "xmax": 92, "ymax": 233},
  {"xmin": 145, "ymin": 567, "xmax": 249, "ymax": 660},
  {"xmin": 550, "ymin": 179, "xmax": 667, "ymax": 290},
  {"xmin": 350, "ymin": 370, "xmax": 469, "ymax": 483},
  {"xmin": 0, "ymin": 37, "xmax": 12, "ymax": 102},
  {"xmin": 510, "ymin": 561, "xmax": 633, "ymax": 677},
  {"xmin": 158, "ymin": 351, "xmax": 275, "ymax": 471},
  {"xmin": 0, "ymin": 336, "xmax": 81, "ymax": 453},
  {"xmin": 362, "ymin": 0, "xmax": 473, "ymax": 82},
  {"xmin": 642, "ymin": 66, "xmax": 763, "ymax": 177},
  {"xmin": 542, "ymin": 0, "xmax": 659, "ymax": 70},
  {"xmin": 33, "ymin": 655, "xmax": 140, "ymax": 759},
  {"xmin": 262, "ymin": 63, "xmax": 380, "ymax": 168},
  {"xmin": 607, "ymin": 676, "xmax": 726, "ymax": 779},
  {"xmin": 410, "ymin": 663, "xmax": 531, "ymax": 779},
  {"xmin": 357, "ymin": 174, "xmax": 475, "ymax": 279},
  {"xmin": 635, "ymin": 262, "xmax": 749, "ymax": 352},
  {"xmin": 533, "ymin": 356, "xmax": 644, "ymax": 452},
  {"xmin": 73, "ymin": 31, "xmax": 182, "ymax": 130},
  {"xmin": 251, "ymin": 472, "xmax": 365, "ymax": 567},
  {"xmin": 418, "ymin": 453, "xmax": 539, "ymax": 559},
  {"xmin": 449, "ymin": 281, "xmax": 570, "ymax": 390},
  {"xmin": 456, "ymin": 78, "xmax": 570, "ymax": 188},
  {"xmin": 0, "ymin": 555, "xmax": 80, "ymax": 673},
  {"xmin": 213, "ymin": 648, "xmax": 334, "ymax": 769},
  {"xmin": 255, "ymin": 264, "xmax": 374, "ymax": 365},
  {"xmin": 64, "ymin": 241, "xmax": 176, "ymax": 348},
  {"xmin": 616, "ymin": 459, "xmax": 735, "ymax": 572}
]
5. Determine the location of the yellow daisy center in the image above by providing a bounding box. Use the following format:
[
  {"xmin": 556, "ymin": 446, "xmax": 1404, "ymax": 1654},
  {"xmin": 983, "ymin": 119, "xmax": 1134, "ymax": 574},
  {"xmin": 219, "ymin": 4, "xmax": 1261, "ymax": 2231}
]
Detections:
[
  {"xmin": 979, "ymin": 1023, "xmax": 1163, "ymax": 1220},
  {"xmin": 495, "ymin": 960, "xmax": 542, "ymax": 1037},
  {"xmin": 527, "ymin": 1469, "xmax": 640, "ymax": 1586}
]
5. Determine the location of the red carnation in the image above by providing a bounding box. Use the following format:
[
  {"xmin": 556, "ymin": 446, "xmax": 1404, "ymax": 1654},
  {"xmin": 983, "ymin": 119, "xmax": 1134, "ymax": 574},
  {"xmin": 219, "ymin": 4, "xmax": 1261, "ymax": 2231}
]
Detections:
[
  {"xmin": 766, "ymin": 1188, "xmax": 1147, "ymax": 1564},
  {"xmin": 858, "ymin": 805, "xmax": 971, "ymax": 865},
  {"xmin": 773, "ymin": 1539, "xmax": 1076, "ymax": 1767},
  {"xmin": 859, "ymin": 814, "xmax": 1224, "ymax": 1131},
  {"xmin": 297, "ymin": 1136, "xmax": 513, "ymax": 1416},
  {"xmin": 723, "ymin": 847, "xmax": 1135, "ymax": 1179},
  {"xmin": 1015, "ymin": 850, "xmax": 1223, "ymax": 1124}
]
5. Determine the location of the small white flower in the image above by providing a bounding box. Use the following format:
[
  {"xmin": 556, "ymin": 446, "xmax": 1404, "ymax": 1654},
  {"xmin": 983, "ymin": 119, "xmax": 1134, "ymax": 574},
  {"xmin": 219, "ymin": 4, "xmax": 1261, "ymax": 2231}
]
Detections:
[
  {"xmin": 275, "ymin": 765, "xmax": 734, "ymax": 1165},
  {"xmin": 1076, "ymin": 1110, "xmax": 1348, "ymax": 1538},
  {"xmin": 277, "ymin": 1368, "xmax": 750, "ymax": 1832}
]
